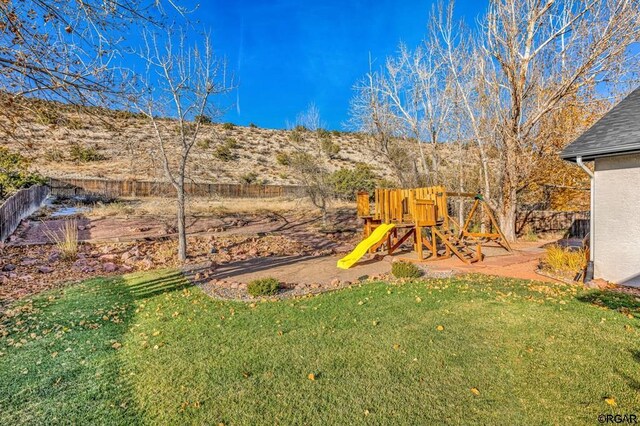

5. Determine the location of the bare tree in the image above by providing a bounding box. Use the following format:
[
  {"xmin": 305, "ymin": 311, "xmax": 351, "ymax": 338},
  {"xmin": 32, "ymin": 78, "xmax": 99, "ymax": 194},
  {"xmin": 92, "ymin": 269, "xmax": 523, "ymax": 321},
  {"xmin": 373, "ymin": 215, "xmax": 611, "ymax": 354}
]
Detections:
[
  {"xmin": 0, "ymin": 1, "xmax": 184, "ymax": 127},
  {"xmin": 349, "ymin": 59, "xmax": 423, "ymax": 187},
  {"xmin": 475, "ymin": 0, "xmax": 640, "ymax": 240},
  {"xmin": 134, "ymin": 31, "xmax": 233, "ymax": 261},
  {"xmin": 289, "ymin": 151, "xmax": 333, "ymax": 227},
  {"xmin": 296, "ymin": 102, "xmax": 325, "ymax": 131}
]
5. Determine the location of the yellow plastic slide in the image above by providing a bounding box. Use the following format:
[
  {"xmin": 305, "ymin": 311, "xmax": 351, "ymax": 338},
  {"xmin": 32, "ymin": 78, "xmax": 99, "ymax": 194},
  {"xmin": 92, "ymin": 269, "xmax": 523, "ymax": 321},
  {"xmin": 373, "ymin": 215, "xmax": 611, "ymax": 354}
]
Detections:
[{"xmin": 337, "ymin": 223, "xmax": 396, "ymax": 269}]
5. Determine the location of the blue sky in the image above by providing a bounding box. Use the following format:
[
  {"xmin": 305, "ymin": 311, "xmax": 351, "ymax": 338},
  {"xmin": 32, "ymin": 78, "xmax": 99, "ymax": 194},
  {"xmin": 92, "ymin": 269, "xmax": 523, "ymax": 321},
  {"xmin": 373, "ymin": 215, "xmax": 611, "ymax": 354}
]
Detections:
[{"xmin": 184, "ymin": 0, "xmax": 485, "ymax": 130}]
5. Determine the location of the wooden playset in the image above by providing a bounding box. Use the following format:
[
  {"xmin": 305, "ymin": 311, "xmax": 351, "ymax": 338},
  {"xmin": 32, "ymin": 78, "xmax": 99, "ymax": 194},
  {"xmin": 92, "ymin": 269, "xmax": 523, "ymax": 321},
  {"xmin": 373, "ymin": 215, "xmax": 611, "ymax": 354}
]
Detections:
[{"xmin": 337, "ymin": 185, "xmax": 511, "ymax": 269}]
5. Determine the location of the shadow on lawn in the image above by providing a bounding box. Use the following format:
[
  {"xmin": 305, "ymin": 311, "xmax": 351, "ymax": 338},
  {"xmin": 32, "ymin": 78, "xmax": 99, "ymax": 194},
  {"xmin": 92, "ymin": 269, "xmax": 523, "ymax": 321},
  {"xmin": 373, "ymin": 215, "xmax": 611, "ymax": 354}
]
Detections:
[
  {"xmin": 576, "ymin": 290, "xmax": 640, "ymax": 318},
  {"xmin": 124, "ymin": 270, "xmax": 192, "ymax": 299},
  {"xmin": 0, "ymin": 271, "xmax": 194, "ymax": 424},
  {"xmin": 615, "ymin": 352, "xmax": 640, "ymax": 392}
]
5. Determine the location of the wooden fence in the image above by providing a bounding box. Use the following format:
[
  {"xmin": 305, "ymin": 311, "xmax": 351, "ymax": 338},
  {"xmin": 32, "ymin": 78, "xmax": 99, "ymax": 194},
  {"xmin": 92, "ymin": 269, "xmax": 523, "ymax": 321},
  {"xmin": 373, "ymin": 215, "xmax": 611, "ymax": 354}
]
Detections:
[
  {"xmin": 0, "ymin": 185, "xmax": 50, "ymax": 242},
  {"xmin": 49, "ymin": 177, "xmax": 306, "ymax": 199},
  {"xmin": 516, "ymin": 210, "xmax": 590, "ymax": 237}
]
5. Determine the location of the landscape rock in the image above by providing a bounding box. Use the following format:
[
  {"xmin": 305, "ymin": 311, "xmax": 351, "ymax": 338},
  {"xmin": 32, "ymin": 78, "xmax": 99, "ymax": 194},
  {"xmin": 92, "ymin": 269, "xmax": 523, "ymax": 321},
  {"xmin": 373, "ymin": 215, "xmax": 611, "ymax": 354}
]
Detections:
[
  {"xmin": 48, "ymin": 252, "xmax": 61, "ymax": 263},
  {"xmin": 38, "ymin": 266, "xmax": 54, "ymax": 274},
  {"xmin": 139, "ymin": 258, "xmax": 154, "ymax": 270},
  {"xmin": 20, "ymin": 258, "xmax": 38, "ymax": 266},
  {"xmin": 2, "ymin": 264, "xmax": 16, "ymax": 272},
  {"xmin": 102, "ymin": 262, "xmax": 118, "ymax": 273}
]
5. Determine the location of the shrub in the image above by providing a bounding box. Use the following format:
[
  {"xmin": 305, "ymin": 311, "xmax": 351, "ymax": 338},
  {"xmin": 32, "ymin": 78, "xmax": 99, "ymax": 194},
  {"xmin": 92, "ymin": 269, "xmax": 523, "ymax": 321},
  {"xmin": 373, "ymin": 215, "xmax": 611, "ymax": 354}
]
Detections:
[
  {"xmin": 224, "ymin": 137, "xmax": 239, "ymax": 149},
  {"xmin": 289, "ymin": 129, "xmax": 303, "ymax": 143},
  {"xmin": 275, "ymin": 151, "xmax": 291, "ymax": 166},
  {"xmin": 36, "ymin": 109, "xmax": 63, "ymax": 126},
  {"xmin": 214, "ymin": 144, "xmax": 235, "ymax": 161},
  {"xmin": 240, "ymin": 172, "xmax": 258, "ymax": 184},
  {"xmin": 377, "ymin": 178, "xmax": 398, "ymax": 189},
  {"xmin": 195, "ymin": 114, "xmax": 212, "ymax": 124},
  {"xmin": 44, "ymin": 219, "xmax": 79, "ymax": 261},
  {"xmin": 0, "ymin": 148, "xmax": 45, "ymax": 198},
  {"xmin": 249, "ymin": 123, "xmax": 258, "ymax": 128},
  {"xmin": 331, "ymin": 130, "xmax": 342, "ymax": 137},
  {"xmin": 542, "ymin": 245, "xmax": 586, "ymax": 273},
  {"xmin": 293, "ymin": 124, "xmax": 307, "ymax": 132},
  {"xmin": 44, "ymin": 148, "xmax": 65, "ymax": 162},
  {"xmin": 320, "ymin": 138, "xmax": 340, "ymax": 159},
  {"xmin": 329, "ymin": 163, "xmax": 377, "ymax": 200},
  {"xmin": 316, "ymin": 128, "xmax": 330, "ymax": 139},
  {"xmin": 222, "ymin": 122, "xmax": 235, "ymax": 130},
  {"xmin": 196, "ymin": 138, "xmax": 212, "ymax": 149},
  {"xmin": 391, "ymin": 261, "xmax": 423, "ymax": 279},
  {"xmin": 247, "ymin": 277, "xmax": 280, "ymax": 297},
  {"xmin": 521, "ymin": 224, "xmax": 539, "ymax": 242},
  {"xmin": 69, "ymin": 143, "xmax": 105, "ymax": 162}
]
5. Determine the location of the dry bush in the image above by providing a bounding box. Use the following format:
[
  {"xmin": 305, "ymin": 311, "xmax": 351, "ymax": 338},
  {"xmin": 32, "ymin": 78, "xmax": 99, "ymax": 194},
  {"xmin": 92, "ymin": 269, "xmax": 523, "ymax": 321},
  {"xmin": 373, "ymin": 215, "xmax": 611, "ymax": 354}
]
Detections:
[
  {"xmin": 88, "ymin": 202, "xmax": 136, "ymax": 217},
  {"xmin": 44, "ymin": 219, "xmax": 78, "ymax": 260},
  {"xmin": 542, "ymin": 245, "xmax": 586, "ymax": 273}
]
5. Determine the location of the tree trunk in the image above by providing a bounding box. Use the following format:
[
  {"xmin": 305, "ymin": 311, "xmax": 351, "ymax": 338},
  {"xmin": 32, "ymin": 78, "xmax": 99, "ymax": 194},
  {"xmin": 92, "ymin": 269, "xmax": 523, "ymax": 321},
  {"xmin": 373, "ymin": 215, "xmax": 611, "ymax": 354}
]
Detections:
[
  {"xmin": 498, "ymin": 187, "xmax": 518, "ymax": 242},
  {"xmin": 176, "ymin": 184, "xmax": 187, "ymax": 262}
]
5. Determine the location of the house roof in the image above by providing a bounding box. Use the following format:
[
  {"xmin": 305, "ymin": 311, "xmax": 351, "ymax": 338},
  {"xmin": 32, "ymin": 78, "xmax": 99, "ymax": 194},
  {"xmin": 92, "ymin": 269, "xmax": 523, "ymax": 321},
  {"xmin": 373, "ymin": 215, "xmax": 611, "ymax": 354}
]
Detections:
[{"xmin": 560, "ymin": 86, "xmax": 640, "ymax": 162}]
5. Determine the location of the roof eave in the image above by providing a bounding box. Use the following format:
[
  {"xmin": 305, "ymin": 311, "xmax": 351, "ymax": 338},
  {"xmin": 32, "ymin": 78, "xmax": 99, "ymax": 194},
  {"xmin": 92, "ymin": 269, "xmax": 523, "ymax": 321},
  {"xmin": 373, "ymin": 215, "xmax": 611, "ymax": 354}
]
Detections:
[{"xmin": 561, "ymin": 148, "xmax": 640, "ymax": 162}]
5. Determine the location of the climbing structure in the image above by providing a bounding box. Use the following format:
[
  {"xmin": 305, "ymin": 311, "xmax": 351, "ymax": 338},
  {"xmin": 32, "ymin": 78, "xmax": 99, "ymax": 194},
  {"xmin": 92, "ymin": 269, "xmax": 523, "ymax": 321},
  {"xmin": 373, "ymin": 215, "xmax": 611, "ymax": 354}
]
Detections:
[{"xmin": 340, "ymin": 185, "xmax": 511, "ymax": 268}]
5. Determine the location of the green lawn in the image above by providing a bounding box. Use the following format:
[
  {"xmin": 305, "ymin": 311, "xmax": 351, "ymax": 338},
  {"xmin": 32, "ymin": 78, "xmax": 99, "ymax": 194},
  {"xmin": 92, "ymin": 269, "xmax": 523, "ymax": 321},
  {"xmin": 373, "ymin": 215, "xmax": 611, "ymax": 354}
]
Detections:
[{"xmin": 1, "ymin": 270, "xmax": 639, "ymax": 425}]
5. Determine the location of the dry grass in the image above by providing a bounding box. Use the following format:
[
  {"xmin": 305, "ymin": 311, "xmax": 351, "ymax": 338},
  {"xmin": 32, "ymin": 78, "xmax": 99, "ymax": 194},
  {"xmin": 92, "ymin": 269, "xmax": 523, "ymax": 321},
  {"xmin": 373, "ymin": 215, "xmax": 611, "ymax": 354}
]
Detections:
[
  {"xmin": 88, "ymin": 196, "xmax": 353, "ymax": 218},
  {"xmin": 44, "ymin": 219, "xmax": 79, "ymax": 260},
  {"xmin": 542, "ymin": 245, "xmax": 586, "ymax": 273}
]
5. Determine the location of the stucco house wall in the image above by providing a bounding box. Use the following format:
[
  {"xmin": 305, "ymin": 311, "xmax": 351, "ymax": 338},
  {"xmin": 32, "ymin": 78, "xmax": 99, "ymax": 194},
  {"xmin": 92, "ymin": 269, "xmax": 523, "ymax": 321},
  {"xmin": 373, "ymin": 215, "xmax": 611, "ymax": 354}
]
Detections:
[{"xmin": 593, "ymin": 153, "xmax": 640, "ymax": 286}]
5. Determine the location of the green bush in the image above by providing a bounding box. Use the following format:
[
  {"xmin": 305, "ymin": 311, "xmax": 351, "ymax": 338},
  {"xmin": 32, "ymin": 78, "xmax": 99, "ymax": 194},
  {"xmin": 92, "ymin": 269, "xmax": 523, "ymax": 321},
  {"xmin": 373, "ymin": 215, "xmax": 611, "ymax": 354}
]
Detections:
[
  {"xmin": 329, "ymin": 163, "xmax": 377, "ymax": 200},
  {"xmin": 0, "ymin": 148, "xmax": 45, "ymax": 198},
  {"xmin": 391, "ymin": 262, "xmax": 423, "ymax": 279},
  {"xmin": 69, "ymin": 143, "xmax": 105, "ymax": 162},
  {"xmin": 44, "ymin": 148, "xmax": 65, "ymax": 162},
  {"xmin": 196, "ymin": 138, "xmax": 212, "ymax": 149},
  {"xmin": 222, "ymin": 122, "xmax": 235, "ymax": 130},
  {"xmin": 240, "ymin": 172, "xmax": 258, "ymax": 185},
  {"xmin": 316, "ymin": 128, "xmax": 330, "ymax": 139},
  {"xmin": 247, "ymin": 277, "xmax": 281, "ymax": 297},
  {"xmin": 240, "ymin": 172, "xmax": 258, "ymax": 184},
  {"xmin": 224, "ymin": 137, "xmax": 239, "ymax": 149},
  {"xmin": 195, "ymin": 114, "xmax": 212, "ymax": 124},
  {"xmin": 36, "ymin": 109, "xmax": 63, "ymax": 126},
  {"xmin": 320, "ymin": 138, "xmax": 340, "ymax": 159},
  {"xmin": 377, "ymin": 178, "xmax": 399, "ymax": 189},
  {"xmin": 214, "ymin": 144, "xmax": 235, "ymax": 161},
  {"xmin": 275, "ymin": 152, "xmax": 291, "ymax": 166},
  {"xmin": 289, "ymin": 129, "xmax": 303, "ymax": 143}
]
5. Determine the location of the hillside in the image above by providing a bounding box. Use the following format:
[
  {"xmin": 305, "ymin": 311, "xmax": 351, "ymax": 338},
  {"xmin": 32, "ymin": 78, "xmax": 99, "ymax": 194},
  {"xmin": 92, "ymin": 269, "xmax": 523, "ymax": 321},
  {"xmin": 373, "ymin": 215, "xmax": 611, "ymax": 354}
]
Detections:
[{"xmin": 1, "ymin": 103, "xmax": 410, "ymax": 186}]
